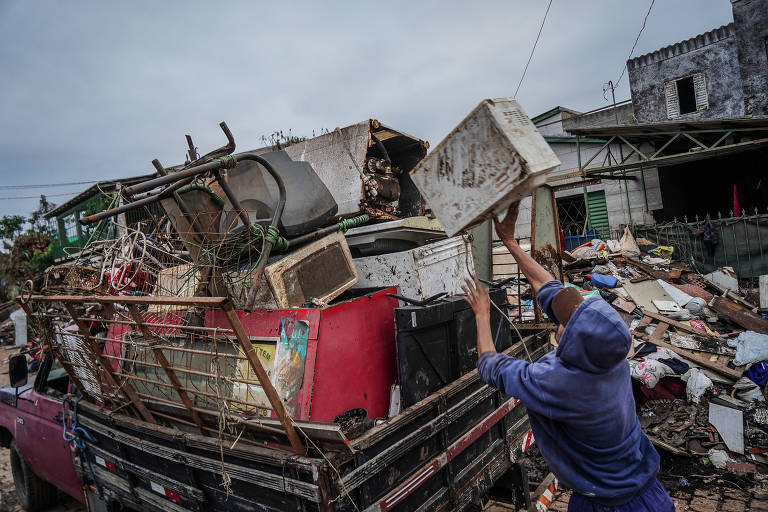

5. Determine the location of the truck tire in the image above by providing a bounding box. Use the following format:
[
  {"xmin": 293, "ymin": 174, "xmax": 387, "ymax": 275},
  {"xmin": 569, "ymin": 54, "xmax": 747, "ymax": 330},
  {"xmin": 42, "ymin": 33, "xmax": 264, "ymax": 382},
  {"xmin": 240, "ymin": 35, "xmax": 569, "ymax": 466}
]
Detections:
[{"xmin": 10, "ymin": 440, "xmax": 57, "ymax": 511}]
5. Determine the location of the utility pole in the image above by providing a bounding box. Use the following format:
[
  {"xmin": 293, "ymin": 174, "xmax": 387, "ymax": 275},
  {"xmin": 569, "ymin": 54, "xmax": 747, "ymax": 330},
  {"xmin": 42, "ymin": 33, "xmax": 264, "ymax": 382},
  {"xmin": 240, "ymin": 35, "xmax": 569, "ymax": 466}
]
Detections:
[{"xmin": 603, "ymin": 80, "xmax": 633, "ymax": 226}]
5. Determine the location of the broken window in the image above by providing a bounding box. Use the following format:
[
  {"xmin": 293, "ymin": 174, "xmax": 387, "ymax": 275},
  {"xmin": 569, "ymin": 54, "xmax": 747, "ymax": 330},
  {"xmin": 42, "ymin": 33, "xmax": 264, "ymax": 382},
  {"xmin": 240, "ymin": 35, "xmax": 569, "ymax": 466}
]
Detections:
[
  {"xmin": 47, "ymin": 218, "xmax": 58, "ymax": 238},
  {"xmin": 63, "ymin": 214, "xmax": 78, "ymax": 242},
  {"xmin": 665, "ymin": 72, "xmax": 708, "ymax": 119}
]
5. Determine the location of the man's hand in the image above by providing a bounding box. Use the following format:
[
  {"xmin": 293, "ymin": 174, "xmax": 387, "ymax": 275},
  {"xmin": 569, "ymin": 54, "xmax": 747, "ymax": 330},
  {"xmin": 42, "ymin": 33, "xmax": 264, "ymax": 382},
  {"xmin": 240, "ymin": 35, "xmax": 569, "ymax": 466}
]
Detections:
[
  {"xmin": 463, "ymin": 275, "xmax": 495, "ymax": 356},
  {"xmin": 462, "ymin": 275, "xmax": 490, "ymax": 318},
  {"xmin": 494, "ymin": 202, "xmax": 520, "ymax": 245}
]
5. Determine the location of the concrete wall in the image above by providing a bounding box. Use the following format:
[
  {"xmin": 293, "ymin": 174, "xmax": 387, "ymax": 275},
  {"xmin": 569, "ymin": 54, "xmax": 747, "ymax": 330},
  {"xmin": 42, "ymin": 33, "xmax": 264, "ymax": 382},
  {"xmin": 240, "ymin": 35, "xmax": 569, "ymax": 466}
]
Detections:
[
  {"xmin": 732, "ymin": 0, "xmax": 768, "ymax": 116},
  {"xmin": 513, "ymin": 140, "xmax": 662, "ymax": 240},
  {"xmin": 627, "ymin": 24, "xmax": 743, "ymax": 123},
  {"xmin": 561, "ymin": 103, "xmax": 635, "ymax": 131}
]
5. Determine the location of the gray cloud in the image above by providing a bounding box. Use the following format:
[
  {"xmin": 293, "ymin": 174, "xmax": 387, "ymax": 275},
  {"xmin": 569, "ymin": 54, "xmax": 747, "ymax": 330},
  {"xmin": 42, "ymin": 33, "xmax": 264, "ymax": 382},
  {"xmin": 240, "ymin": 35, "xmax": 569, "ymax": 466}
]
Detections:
[{"xmin": 0, "ymin": 0, "xmax": 733, "ymax": 217}]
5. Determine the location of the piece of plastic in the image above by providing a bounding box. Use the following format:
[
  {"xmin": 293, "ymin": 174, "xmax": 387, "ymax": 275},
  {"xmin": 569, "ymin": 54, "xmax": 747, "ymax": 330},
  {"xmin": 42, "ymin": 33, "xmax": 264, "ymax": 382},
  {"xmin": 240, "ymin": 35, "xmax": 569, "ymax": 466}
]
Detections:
[
  {"xmin": 274, "ymin": 319, "xmax": 310, "ymax": 406},
  {"xmin": 681, "ymin": 368, "xmax": 713, "ymax": 403},
  {"xmin": 733, "ymin": 376, "xmax": 765, "ymax": 402},
  {"xmin": 649, "ymin": 245, "xmax": 674, "ymax": 258},
  {"xmin": 589, "ymin": 273, "xmax": 618, "ymax": 289},
  {"xmin": 728, "ymin": 331, "xmax": 768, "ymax": 366},
  {"xmin": 619, "ymin": 226, "xmax": 641, "ymax": 258},
  {"xmin": 9, "ymin": 308, "xmax": 26, "ymax": 347},
  {"xmin": 707, "ymin": 448, "xmax": 732, "ymax": 469},
  {"xmin": 685, "ymin": 297, "xmax": 706, "ymax": 314},
  {"xmin": 747, "ymin": 361, "xmax": 768, "ymax": 387}
]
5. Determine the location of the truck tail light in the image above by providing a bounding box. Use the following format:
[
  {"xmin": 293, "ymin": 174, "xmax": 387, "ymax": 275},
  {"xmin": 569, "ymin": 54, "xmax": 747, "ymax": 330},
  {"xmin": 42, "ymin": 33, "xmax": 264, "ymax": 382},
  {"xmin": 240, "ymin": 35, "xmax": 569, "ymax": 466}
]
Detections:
[
  {"xmin": 151, "ymin": 481, "xmax": 180, "ymax": 503},
  {"xmin": 94, "ymin": 455, "xmax": 116, "ymax": 472}
]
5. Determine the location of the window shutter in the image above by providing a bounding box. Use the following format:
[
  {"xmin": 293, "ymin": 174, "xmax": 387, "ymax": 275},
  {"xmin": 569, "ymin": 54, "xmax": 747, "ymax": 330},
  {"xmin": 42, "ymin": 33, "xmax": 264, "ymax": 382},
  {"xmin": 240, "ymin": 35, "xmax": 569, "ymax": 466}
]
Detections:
[
  {"xmin": 693, "ymin": 72, "xmax": 708, "ymax": 111},
  {"xmin": 664, "ymin": 81, "xmax": 680, "ymax": 119},
  {"xmin": 586, "ymin": 191, "xmax": 610, "ymax": 240}
]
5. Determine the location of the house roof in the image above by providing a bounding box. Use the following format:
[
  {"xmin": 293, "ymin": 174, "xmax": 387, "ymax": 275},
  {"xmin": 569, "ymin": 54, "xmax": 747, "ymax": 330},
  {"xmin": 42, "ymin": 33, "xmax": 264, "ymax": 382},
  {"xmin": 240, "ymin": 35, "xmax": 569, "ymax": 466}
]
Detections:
[
  {"xmin": 531, "ymin": 106, "xmax": 582, "ymax": 124},
  {"xmin": 45, "ymin": 173, "xmax": 157, "ymax": 219},
  {"xmin": 566, "ymin": 116, "xmax": 768, "ymax": 136},
  {"xmin": 627, "ymin": 23, "xmax": 735, "ymax": 70}
]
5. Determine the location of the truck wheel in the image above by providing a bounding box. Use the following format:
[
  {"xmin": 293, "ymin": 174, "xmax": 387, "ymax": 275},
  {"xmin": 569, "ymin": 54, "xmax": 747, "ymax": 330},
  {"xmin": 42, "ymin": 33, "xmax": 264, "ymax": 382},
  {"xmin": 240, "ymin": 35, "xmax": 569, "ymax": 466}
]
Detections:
[{"xmin": 10, "ymin": 440, "xmax": 57, "ymax": 511}]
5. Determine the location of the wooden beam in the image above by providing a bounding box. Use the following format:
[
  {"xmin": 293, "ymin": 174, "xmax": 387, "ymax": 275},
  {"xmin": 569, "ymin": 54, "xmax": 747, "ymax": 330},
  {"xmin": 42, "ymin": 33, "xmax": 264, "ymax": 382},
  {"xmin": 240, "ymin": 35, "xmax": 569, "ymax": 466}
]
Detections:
[
  {"xmin": 641, "ymin": 310, "xmax": 724, "ymax": 338},
  {"xmin": 63, "ymin": 303, "xmax": 157, "ymax": 424},
  {"xmin": 126, "ymin": 304, "xmax": 206, "ymax": 435},
  {"xmin": 633, "ymin": 330, "xmax": 742, "ymax": 380},
  {"xmin": 29, "ymin": 294, "xmax": 228, "ymax": 307},
  {"xmin": 221, "ymin": 301, "xmax": 306, "ymax": 456}
]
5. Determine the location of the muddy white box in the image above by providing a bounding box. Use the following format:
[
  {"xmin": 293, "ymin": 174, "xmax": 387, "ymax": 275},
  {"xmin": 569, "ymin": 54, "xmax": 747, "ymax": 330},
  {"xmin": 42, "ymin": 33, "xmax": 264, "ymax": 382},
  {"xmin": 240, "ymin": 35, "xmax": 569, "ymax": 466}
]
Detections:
[
  {"xmin": 353, "ymin": 236, "xmax": 475, "ymax": 300},
  {"xmin": 410, "ymin": 98, "xmax": 560, "ymax": 236}
]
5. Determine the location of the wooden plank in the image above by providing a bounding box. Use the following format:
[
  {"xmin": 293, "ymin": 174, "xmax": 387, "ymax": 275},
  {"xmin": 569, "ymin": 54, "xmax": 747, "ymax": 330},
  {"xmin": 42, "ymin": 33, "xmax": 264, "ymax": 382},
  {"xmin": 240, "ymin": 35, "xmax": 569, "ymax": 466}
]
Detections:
[
  {"xmin": 221, "ymin": 301, "xmax": 306, "ymax": 456},
  {"xmin": 711, "ymin": 296, "xmax": 768, "ymax": 334},
  {"xmin": 633, "ymin": 330, "xmax": 743, "ymax": 380},
  {"xmin": 668, "ymin": 332, "xmax": 735, "ymax": 356},
  {"xmin": 63, "ymin": 303, "xmax": 157, "ymax": 424},
  {"xmin": 649, "ymin": 322, "xmax": 669, "ymax": 342},
  {"xmin": 30, "ymin": 294, "xmax": 228, "ymax": 307},
  {"xmin": 641, "ymin": 310, "xmax": 723, "ymax": 337},
  {"xmin": 126, "ymin": 304, "xmax": 206, "ymax": 435}
]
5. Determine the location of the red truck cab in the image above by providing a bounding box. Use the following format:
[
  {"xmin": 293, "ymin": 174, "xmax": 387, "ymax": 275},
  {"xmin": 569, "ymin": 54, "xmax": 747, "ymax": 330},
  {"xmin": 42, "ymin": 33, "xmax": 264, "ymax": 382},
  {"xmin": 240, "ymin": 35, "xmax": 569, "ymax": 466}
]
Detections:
[{"xmin": 0, "ymin": 353, "xmax": 83, "ymax": 510}]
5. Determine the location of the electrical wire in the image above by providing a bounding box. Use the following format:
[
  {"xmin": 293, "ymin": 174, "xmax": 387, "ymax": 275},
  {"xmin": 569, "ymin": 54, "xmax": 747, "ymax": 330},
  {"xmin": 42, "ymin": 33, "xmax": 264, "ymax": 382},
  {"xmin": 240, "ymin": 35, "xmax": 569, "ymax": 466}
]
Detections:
[
  {"xmin": 0, "ymin": 180, "xmax": 100, "ymax": 190},
  {"xmin": 514, "ymin": 0, "xmax": 554, "ymax": 98},
  {"xmin": 0, "ymin": 191, "xmax": 82, "ymax": 200},
  {"xmin": 615, "ymin": 0, "xmax": 655, "ymax": 87}
]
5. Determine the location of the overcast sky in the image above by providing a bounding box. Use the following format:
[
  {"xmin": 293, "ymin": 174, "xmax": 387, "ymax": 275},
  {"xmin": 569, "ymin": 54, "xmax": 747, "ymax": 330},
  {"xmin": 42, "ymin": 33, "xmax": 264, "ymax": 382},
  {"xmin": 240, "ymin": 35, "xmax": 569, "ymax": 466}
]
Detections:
[{"xmin": 0, "ymin": 0, "xmax": 734, "ymax": 218}]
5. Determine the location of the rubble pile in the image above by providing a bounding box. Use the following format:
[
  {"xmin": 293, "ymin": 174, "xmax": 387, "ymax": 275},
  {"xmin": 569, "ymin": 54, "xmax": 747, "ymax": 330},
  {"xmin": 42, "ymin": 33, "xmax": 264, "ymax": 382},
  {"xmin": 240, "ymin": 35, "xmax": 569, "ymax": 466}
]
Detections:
[{"xmin": 531, "ymin": 227, "xmax": 768, "ymax": 489}]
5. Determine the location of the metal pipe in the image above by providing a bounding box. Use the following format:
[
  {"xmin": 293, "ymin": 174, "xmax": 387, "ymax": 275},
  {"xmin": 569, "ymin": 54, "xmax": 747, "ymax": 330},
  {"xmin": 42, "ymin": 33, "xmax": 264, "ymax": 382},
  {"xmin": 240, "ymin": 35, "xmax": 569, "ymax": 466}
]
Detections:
[
  {"xmin": 152, "ymin": 159, "xmax": 205, "ymax": 237},
  {"xmin": 239, "ymin": 154, "xmax": 287, "ymax": 310},
  {"xmin": 213, "ymin": 169, "xmax": 250, "ymax": 228},
  {"xmin": 124, "ymin": 157, "xmax": 230, "ymax": 196},
  {"xmin": 285, "ymin": 214, "xmax": 370, "ymax": 249},
  {"xmin": 80, "ymin": 176, "xmax": 193, "ymax": 225}
]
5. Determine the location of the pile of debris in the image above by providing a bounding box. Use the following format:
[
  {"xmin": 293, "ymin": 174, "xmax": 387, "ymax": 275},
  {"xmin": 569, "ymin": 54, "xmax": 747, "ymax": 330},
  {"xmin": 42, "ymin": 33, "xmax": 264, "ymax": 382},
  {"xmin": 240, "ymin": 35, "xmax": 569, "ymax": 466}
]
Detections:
[{"xmin": 550, "ymin": 227, "xmax": 768, "ymax": 484}]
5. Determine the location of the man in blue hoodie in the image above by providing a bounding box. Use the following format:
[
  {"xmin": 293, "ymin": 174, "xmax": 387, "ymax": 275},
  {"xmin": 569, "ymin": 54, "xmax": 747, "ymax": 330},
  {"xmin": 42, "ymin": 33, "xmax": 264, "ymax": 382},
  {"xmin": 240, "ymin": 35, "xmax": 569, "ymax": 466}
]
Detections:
[{"xmin": 462, "ymin": 203, "xmax": 673, "ymax": 512}]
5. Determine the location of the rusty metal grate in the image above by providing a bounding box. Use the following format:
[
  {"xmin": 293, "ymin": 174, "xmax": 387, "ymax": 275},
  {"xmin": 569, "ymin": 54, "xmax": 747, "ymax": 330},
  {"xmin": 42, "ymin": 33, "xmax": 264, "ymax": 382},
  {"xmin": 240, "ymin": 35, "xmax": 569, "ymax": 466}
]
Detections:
[{"xmin": 20, "ymin": 294, "xmax": 306, "ymax": 455}]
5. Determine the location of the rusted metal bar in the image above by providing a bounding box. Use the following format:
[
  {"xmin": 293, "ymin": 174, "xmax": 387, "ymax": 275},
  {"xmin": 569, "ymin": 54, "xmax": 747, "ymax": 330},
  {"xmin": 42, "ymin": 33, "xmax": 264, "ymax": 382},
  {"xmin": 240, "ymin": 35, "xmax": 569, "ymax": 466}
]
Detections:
[
  {"xmin": 212, "ymin": 169, "xmax": 250, "ymax": 228},
  {"xmin": 127, "ymin": 304, "xmax": 206, "ymax": 435},
  {"xmin": 118, "ymin": 373, "xmax": 272, "ymax": 410},
  {"xmin": 95, "ymin": 352, "xmax": 264, "ymax": 386},
  {"xmin": 221, "ymin": 300, "xmax": 306, "ymax": 455},
  {"xmin": 38, "ymin": 312, "xmax": 238, "ymax": 335},
  {"xmin": 79, "ymin": 175, "xmax": 193, "ymax": 226},
  {"xmin": 63, "ymin": 303, "xmax": 157, "ymax": 424},
  {"xmin": 151, "ymin": 158, "xmax": 205, "ymax": 238}
]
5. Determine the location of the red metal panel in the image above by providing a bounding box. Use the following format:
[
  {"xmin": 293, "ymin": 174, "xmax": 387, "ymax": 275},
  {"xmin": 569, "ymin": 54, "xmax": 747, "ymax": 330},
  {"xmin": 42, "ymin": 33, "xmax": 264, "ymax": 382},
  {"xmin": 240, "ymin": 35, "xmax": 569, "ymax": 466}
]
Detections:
[
  {"xmin": 205, "ymin": 288, "xmax": 398, "ymax": 423},
  {"xmin": 309, "ymin": 288, "xmax": 399, "ymax": 422},
  {"xmin": 206, "ymin": 309, "xmax": 321, "ymax": 339}
]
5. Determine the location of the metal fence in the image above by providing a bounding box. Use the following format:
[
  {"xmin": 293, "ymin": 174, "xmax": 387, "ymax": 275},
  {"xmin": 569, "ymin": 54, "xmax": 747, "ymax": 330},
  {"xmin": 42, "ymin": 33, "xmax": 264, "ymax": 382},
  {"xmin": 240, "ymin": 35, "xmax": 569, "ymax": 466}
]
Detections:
[{"xmin": 631, "ymin": 210, "xmax": 768, "ymax": 288}]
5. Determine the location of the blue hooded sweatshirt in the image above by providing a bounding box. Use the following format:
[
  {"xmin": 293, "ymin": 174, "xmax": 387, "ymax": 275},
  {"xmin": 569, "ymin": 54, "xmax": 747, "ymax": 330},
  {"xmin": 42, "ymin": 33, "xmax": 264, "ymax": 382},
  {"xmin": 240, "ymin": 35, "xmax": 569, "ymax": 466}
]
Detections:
[{"xmin": 478, "ymin": 280, "xmax": 659, "ymax": 505}]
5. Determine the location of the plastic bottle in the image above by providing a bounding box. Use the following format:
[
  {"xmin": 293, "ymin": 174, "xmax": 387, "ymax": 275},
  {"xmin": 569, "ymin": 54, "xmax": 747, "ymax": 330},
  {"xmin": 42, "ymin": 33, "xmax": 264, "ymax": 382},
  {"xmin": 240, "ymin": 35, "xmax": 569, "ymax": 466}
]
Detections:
[{"xmin": 588, "ymin": 273, "xmax": 619, "ymax": 289}]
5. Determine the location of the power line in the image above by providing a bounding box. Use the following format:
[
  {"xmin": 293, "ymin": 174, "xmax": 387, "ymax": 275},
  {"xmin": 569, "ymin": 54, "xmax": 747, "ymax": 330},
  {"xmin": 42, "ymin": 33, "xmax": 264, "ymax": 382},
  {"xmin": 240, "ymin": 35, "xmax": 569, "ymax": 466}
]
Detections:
[
  {"xmin": 0, "ymin": 180, "xmax": 100, "ymax": 190},
  {"xmin": 514, "ymin": 0, "xmax": 554, "ymax": 98},
  {"xmin": 0, "ymin": 192, "xmax": 79, "ymax": 200},
  {"xmin": 615, "ymin": 0, "xmax": 655, "ymax": 87}
]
